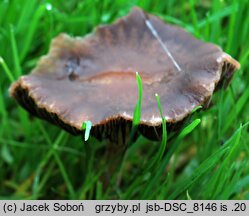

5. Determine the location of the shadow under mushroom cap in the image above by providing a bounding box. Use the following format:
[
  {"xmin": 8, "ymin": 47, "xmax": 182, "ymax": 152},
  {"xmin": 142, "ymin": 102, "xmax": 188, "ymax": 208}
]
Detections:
[{"xmin": 9, "ymin": 7, "xmax": 240, "ymax": 142}]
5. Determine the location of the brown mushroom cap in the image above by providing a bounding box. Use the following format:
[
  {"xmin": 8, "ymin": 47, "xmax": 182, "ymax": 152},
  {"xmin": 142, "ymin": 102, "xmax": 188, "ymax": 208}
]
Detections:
[{"xmin": 10, "ymin": 7, "xmax": 240, "ymax": 143}]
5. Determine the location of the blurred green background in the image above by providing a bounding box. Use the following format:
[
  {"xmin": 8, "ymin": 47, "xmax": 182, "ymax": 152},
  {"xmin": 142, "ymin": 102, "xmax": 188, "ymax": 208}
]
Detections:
[{"xmin": 0, "ymin": 0, "xmax": 248, "ymax": 199}]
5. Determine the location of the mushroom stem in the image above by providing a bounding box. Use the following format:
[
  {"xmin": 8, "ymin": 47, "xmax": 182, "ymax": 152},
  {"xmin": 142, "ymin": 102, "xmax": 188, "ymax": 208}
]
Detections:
[{"xmin": 101, "ymin": 141, "xmax": 126, "ymax": 189}]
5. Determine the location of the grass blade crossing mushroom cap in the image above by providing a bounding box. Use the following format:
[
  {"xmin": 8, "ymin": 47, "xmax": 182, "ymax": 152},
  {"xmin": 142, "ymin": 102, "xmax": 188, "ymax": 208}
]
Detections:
[{"xmin": 9, "ymin": 7, "xmax": 240, "ymax": 143}]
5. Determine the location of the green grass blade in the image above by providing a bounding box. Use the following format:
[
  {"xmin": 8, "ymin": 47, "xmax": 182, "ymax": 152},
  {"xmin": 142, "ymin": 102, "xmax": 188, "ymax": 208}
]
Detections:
[
  {"xmin": 141, "ymin": 119, "xmax": 201, "ymax": 199},
  {"xmin": 168, "ymin": 146, "xmax": 229, "ymax": 199},
  {"xmin": 127, "ymin": 72, "xmax": 143, "ymax": 146},
  {"xmin": 37, "ymin": 122, "xmax": 76, "ymax": 199},
  {"xmin": 9, "ymin": 25, "xmax": 22, "ymax": 77},
  {"xmin": 191, "ymin": 105, "xmax": 202, "ymax": 113},
  {"xmin": 17, "ymin": 0, "xmax": 38, "ymax": 31},
  {"xmin": 20, "ymin": 4, "xmax": 46, "ymax": 62},
  {"xmin": 82, "ymin": 121, "xmax": 92, "ymax": 142},
  {"xmin": 0, "ymin": 57, "xmax": 15, "ymax": 82},
  {"xmin": 132, "ymin": 72, "xmax": 142, "ymax": 126},
  {"xmin": 178, "ymin": 119, "xmax": 201, "ymax": 140},
  {"xmin": 155, "ymin": 93, "xmax": 167, "ymax": 161},
  {"xmin": 223, "ymin": 90, "xmax": 249, "ymax": 133}
]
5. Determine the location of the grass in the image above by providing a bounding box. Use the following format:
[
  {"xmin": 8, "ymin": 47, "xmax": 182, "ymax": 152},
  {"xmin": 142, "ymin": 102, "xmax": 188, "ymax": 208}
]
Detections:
[
  {"xmin": 0, "ymin": 0, "xmax": 249, "ymax": 199},
  {"xmin": 127, "ymin": 71, "xmax": 143, "ymax": 147}
]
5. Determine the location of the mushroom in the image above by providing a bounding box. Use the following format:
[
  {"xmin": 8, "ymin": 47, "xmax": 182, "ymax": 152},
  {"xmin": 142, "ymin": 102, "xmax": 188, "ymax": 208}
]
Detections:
[{"xmin": 9, "ymin": 7, "xmax": 240, "ymax": 147}]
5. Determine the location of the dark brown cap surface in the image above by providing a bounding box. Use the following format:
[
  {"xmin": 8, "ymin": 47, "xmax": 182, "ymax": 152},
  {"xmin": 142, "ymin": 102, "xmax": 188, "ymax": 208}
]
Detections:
[{"xmin": 10, "ymin": 7, "xmax": 240, "ymax": 141}]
